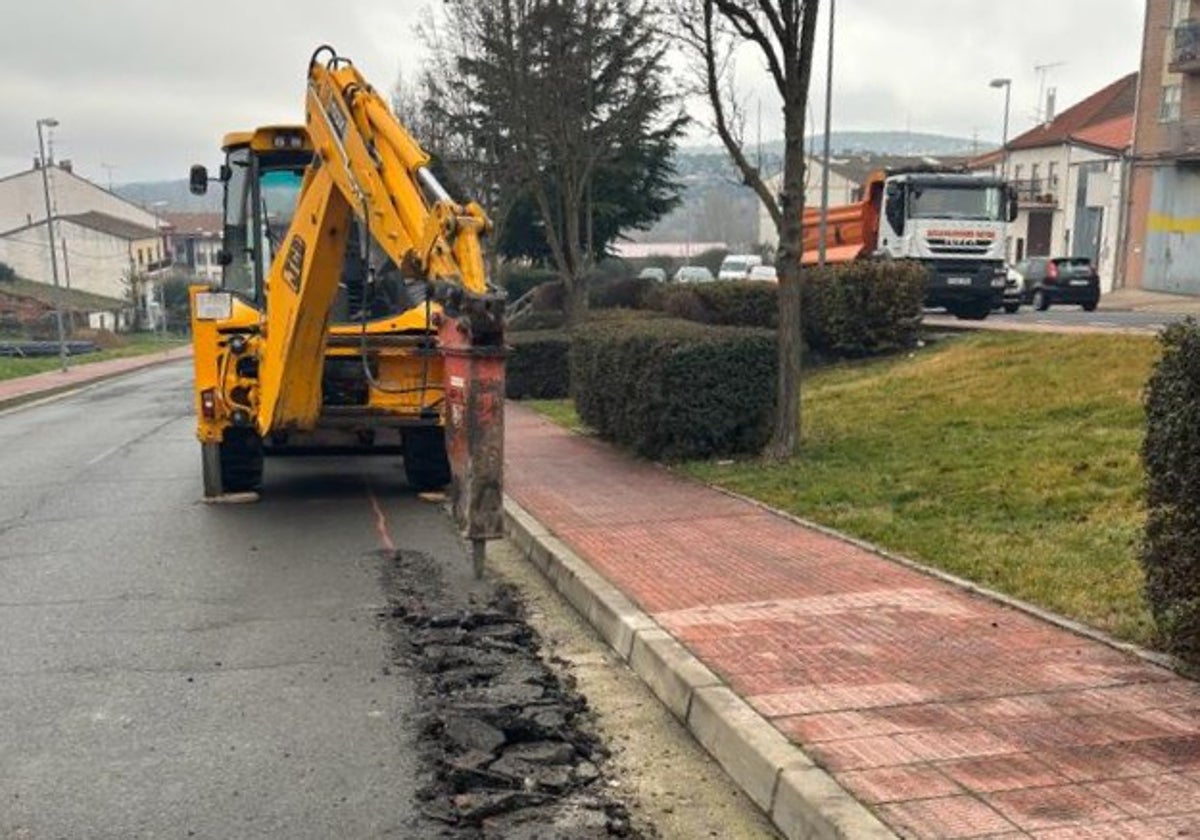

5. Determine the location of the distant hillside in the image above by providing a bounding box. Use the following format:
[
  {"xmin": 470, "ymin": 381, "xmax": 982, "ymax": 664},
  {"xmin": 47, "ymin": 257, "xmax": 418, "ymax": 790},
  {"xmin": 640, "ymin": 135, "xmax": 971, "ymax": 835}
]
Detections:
[
  {"xmin": 116, "ymin": 131, "xmax": 984, "ymax": 250},
  {"xmin": 679, "ymin": 131, "xmax": 986, "ymax": 160},
  {"xmin": 630, "ymin": 131, "xmax": 986, "ymax": 249},
  {"xmin": 114, "ymin": 180, "xmax": 221, "ymax": 214}
]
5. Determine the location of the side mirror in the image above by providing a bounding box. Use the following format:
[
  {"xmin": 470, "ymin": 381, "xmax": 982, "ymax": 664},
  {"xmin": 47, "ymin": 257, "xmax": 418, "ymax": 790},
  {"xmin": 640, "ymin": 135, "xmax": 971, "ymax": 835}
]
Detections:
[
  {"xmin": 1006, "ymin": 187, "xmax": 1019, "ymax": 222},
  {"xmin": 216, "ymin": 250, "xmax": 232, "ymax": 267},
  {"xmin": 219, "ymin": 164, "xmax": 232, "ymax": 182},
  {"xmin": 189, "ymin": 165, "xmax": 209, "ymax": 196}
]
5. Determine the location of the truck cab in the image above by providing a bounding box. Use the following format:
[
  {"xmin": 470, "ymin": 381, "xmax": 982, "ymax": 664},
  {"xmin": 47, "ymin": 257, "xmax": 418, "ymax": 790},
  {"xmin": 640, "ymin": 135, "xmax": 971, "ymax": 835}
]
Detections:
[{"xmin": 877, "ymin": 171, "xmax": 1017, "ymax": 319}]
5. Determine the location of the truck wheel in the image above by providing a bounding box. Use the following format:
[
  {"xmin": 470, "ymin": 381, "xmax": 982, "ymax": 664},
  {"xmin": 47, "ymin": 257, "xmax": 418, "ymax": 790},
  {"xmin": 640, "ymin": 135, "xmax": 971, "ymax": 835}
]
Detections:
[
  {"xmin": 1033, "ymin": 290, "xmax": 1050, "ymax": 312},
  {"xmin": 1003, "ymin": 302, "xmax": 1020, "ymax": 314},
  {"xmin": 403, "ymin": 427, "xmax": 451, "ymax": 491},
  {"xmin": 201, "ymin": 443, "xmax": 223, "ymax": 499},
  {"xmin": 954, "ymin": 302, "xmax": 991, "ymax": 321},
  {"xmin": 219, "ymin": 428, "xmax": 264, "ymax": 494},
  {"xmin": 1082, "ymin": 300, "xmax": 1098, "ymax": 312}
]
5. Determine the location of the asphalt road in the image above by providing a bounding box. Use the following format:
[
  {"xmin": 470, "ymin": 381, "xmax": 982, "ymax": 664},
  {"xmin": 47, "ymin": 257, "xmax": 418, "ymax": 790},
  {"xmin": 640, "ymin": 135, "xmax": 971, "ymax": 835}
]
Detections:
[
  {"xmin": 0, "ymin": 362, "xmax": 472, "ymax": 839},
  {"xmin": 926, "ymin": 306, "xmax": 1191, "ymax": 333}
]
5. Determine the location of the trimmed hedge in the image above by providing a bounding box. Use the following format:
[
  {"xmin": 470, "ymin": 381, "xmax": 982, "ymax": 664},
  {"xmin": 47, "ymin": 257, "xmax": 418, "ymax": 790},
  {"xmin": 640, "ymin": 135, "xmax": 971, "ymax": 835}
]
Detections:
[
  {"xmin": 1142, "ymin": 320, "xmax": 1200, "ymax": 663},
  {"xmin": 500, "ymin": 266, "xmax": 560, "ymax": 302},
  {"xmin": 506, "ymin": 330, "xmax": 571, "ymax": 400},
  {"xmin": 589, "ymin": 275, "xmax": 657, "ymax": 310},
  {"xmin": 803, "ymin": 261, "xmax": 926, "ymax": 357},
  {"xmin": 571, "ymin": 317, "xmax": 776, "ymax": 459},
  {"xmin": 648, "ymin": 280, "xmax": 778, "ymax": 328},
  {"xmin": 645, "ymin": 261, "xmax": 926, "ymax": 358}
]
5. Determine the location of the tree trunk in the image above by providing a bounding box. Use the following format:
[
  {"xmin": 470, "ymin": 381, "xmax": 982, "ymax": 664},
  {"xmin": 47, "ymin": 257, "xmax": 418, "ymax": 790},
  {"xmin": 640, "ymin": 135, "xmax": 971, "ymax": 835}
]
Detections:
[
  {"xmin": 766, "ymin": 88, "xmax": 810, "ymax": 459},
  {"xmin": 564, "ymin": 275, "xmax": 589, "ymax": 326},
  {"xmin": 562, "ymin": 181, "xmax": 589, "ymax": 327},
  {"xmin": 765, "ymin": 272, "xmax": 802, "ymax": 459}
]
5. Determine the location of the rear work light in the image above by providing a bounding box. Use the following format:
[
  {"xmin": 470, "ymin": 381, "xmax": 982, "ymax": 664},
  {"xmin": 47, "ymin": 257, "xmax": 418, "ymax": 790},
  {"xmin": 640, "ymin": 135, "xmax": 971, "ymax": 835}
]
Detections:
[{"xmin": 200, "ymin": 388, "xmax": 217, "ymax": 420}]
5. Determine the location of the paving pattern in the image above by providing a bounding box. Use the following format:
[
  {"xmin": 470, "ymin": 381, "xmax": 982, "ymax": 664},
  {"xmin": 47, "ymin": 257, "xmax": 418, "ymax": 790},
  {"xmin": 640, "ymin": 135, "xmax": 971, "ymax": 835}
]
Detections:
[{"xmin": 505, "ymin": 404, "xmax": 1200, "ymax": 838}]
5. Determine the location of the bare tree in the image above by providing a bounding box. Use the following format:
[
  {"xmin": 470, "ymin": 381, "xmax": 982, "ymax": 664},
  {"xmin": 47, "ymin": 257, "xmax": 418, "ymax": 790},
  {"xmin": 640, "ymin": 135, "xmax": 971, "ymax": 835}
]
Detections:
[
  {"xmin": 402, "ymin": 14, "xmax": 525, "ymax": 283},
  {"xmin": 677, "ymin": 0, "xmax": 820, "ymax": 458}
]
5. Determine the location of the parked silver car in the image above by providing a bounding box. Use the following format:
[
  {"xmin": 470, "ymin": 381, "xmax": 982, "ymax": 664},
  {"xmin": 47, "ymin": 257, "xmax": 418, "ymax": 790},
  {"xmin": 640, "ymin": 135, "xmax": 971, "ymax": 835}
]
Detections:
[
  {"xmin": 1001, "ymin": 265, "xmax": 1025, "ymax": 313},
  {"xmin": 673, "ymin": 265, "xmax": 716, "ymax": 283}
]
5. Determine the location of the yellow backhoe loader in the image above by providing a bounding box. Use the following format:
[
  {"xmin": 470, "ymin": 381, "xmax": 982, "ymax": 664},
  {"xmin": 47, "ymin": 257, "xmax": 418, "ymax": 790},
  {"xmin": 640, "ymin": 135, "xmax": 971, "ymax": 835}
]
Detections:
[{"xmin": 187, "ymin": 45, "xmax": 505, "ymax": 565}]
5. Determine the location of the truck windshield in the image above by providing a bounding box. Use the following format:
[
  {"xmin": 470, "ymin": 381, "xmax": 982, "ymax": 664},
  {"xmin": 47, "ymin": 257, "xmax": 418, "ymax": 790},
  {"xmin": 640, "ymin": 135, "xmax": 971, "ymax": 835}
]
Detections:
[{"xmin": 908, "ymin": 185, "xmax": 1004, "ymax": 221}]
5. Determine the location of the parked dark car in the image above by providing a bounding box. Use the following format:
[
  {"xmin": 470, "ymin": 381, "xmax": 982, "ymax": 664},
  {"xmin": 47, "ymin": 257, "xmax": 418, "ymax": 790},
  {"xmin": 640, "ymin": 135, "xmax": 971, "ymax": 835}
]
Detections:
[{"xmin": 1010, "ymin": 257, "xmax": 1100, "ymax": 312}]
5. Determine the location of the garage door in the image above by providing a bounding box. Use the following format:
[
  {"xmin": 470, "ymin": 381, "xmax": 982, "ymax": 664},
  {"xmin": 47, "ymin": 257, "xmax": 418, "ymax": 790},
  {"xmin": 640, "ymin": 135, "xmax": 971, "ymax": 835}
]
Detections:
[{"xmin": 1145, "ymin": 165, "xmax": 1200, "ymax": 296}]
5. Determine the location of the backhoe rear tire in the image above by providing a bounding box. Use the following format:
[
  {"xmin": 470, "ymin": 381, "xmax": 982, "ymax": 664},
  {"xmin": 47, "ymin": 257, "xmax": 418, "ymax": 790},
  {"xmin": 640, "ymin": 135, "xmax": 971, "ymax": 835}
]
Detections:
[
  {"xmin": 403, "ymin": 427, "xmax": 451, "ymax": 492},
  {"xmin": 202, "ymin": 429, "xmax": 264, "ymax": 498}
]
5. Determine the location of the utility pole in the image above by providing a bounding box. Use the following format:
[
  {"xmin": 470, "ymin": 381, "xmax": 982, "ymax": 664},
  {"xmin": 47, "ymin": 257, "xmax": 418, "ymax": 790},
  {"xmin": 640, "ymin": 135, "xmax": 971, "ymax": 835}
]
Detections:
[
  {"xmin": 61, "ymin": 240, "xmax": 72, "ymax": 290},
  {"xmin": 36, "ymin": 117, "xmax": 68, "ymax": 373},
  {"xmin": 990, "ymin": 78, "xmax": 1012, "ymax": 181},
  {"xmin": 817, "ymin": 0, "xmax": 836, "ymax": 268}
]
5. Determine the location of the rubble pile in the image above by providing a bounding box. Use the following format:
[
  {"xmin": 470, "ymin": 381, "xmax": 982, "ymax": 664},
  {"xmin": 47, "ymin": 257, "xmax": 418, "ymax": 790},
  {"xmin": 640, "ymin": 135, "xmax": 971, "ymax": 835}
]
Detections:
[{"xmin": 382, "ymin": 551, "xmax": 648, "ymax": 839}]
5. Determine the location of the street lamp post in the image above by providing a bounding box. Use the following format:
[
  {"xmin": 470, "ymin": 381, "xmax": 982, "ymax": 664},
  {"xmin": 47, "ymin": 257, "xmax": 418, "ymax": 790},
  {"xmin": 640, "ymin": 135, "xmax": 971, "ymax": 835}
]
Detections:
[
  {"xmin": 989, "ymin": 78, "xmax": 1012, "ymax": 181},
  {"xmin": 151, "ymin": 201, "xmax": 169, "ymax": 339},
  {"xmin": 35, "ymin": 117, "xmax": 68, "ymax": 373},
  {"xmin": 817, "ymin": 0, "xmax": 836, "ymax": 268}
]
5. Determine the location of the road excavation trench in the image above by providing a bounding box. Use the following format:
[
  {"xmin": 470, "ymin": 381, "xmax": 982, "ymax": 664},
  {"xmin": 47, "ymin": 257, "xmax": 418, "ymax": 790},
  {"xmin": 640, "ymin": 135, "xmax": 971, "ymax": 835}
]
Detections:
[{"xmin": 381, "ymin": 549, "xmax": 650, "ymax": 839}]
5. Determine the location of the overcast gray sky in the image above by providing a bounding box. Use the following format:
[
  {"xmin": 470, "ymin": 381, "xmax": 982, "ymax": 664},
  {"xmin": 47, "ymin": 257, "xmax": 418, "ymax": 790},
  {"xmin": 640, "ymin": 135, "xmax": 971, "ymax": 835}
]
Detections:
[{"xmin": 0, "ymin": 0, "xmax": 1144, "ymax": 184}]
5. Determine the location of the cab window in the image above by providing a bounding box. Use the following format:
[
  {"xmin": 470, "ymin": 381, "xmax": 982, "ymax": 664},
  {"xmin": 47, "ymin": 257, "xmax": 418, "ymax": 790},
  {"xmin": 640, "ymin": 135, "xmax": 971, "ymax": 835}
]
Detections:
[{"xmin": 222, "ymin": 148, "xmax": 255, "ymax": 299}]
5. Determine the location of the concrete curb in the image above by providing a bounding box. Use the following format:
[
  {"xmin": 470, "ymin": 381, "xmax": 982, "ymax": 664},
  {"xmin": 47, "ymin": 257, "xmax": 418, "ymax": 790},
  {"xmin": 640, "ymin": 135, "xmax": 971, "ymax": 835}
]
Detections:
[
  {"xmin": 922, "ymin": 315, "xmax": 1160, "ymax": 336},
  {"xmin": 0, "ymin": 347, "xmax": 192, "ymax": 414},
  {"xmin": 503, "ymin": 496, "xmax": 898, "ymax": 840}
]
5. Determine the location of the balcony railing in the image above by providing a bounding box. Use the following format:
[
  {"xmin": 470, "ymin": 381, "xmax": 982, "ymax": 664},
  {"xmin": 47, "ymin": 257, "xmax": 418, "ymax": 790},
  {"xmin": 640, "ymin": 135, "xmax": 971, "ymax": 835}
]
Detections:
[
  {"xmin": 1171, "ymin": 21, "xmax": 1200, "ymax": 73},
  {"xmin": 1009, "ymin": 178, "xmax": 1058, "ymax": 206},
  {"xmin": 1161, "ymin": 118, "xmax": 1200, "ymax": 160}
]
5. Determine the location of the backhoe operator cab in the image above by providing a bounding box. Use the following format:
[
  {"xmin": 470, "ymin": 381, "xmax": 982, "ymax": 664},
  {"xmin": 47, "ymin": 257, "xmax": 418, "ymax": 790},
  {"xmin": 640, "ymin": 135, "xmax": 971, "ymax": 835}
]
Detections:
[
  {"xmin": 186, "ymin": 48, "xmax": 506, "ymax": 564},
  {"xmin": 190, "ymin": 125, "xmax": 451, "ymax": 493}
]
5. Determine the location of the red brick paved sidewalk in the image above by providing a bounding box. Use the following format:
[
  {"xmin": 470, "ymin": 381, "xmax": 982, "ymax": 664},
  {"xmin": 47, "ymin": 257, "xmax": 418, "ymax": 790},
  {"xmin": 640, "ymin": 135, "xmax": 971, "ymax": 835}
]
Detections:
[
  {"xmin": 0, "ymin": 345, "xmax": 191, "ymax": 407},
  {"xmin": 505, "ymin": 404, "xmax": 1200, "ymax": 838}
]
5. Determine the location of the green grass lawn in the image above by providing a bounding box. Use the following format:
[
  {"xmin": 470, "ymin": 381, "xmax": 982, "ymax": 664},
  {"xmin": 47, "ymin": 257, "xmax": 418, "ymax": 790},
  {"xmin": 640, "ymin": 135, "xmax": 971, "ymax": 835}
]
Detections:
[
  {"xmin": 0, "ymin": 335, "xmax": 187, "ymax": 382},
  {"xmin": 528, "ymin": 332, "xmax": 1162, "ymax": 645}
]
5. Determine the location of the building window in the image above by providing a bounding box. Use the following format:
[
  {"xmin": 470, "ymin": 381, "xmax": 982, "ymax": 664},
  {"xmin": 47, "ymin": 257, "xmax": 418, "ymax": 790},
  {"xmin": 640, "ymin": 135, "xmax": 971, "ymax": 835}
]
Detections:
[
  {"xmin": 1031, "ymin": 163, "xmax": 1041, "ymax": 191},
  {"xmin": 1174, "ymin": 0, "xmax": 1191, "ymax": 25},
  {"xmin": 1161, "ymin": 84, "xmax": 1183, "ymax": 122},
  {"xmin": 197, "ymin": 250, "xmax": 208, "ymax": 267},
  {"xmin": 1047, "ymin": 161, "xmax": 1058, "ymax": 193},
  {"xmin": 1013, "ymin": 164, "xmax": 1023, "ymax": 182},
  {"xmin": 137, "ymin": 248, "xmax": 145, "ymax": 267}
]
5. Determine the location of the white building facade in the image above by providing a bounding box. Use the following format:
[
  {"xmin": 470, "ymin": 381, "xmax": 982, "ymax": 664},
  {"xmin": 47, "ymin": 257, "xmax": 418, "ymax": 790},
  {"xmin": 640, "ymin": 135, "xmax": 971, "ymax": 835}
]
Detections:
[
  {"xmin": 971, "ymin": 75, "xmax": 1136, "ymax": 292},
  {"xmin": 0, "ymin": 163, "xmax": 170, "ymax": 316},
  {"xmin": 164, "ymin": 213, "xmax": 224, "ymax": 284}
]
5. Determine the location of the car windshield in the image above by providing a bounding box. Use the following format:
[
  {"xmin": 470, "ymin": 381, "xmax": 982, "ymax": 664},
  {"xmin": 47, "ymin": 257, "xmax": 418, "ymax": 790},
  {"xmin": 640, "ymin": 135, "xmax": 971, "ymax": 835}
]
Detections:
[
  {"xmin": 723, "ymin": 260, "xmax": 746, "ymax": 273},
  {"xmin": 908, "ymin": 185, "xmax": 1004, "ymax": 221}
]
